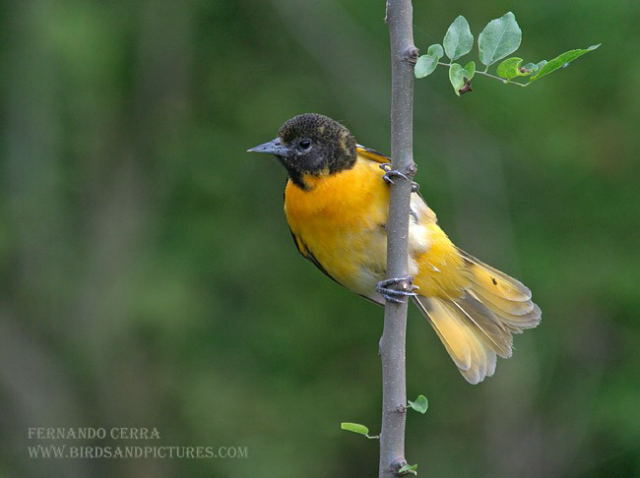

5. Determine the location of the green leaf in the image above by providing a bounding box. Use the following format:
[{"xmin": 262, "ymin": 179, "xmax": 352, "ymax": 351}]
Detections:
[
  {"xmin": 398, "ymin": 464, "xmax": 418, "ymax": 475},
  {"xmin": 463, "ymin": 60, "xmax": 476, "ymax": 80},
  {"xmin": 443, "ymin": 16, "xmax": 474, "ymax": 60},
  {"xmin": 449, "ymin": 63, "xmax": 465, "ymax": 96},
  {"xmin": 536, "ymin": 60, "xmax": 548, "ymax": 70},
  {"xmin": 414, "ymin": 55, "xmax": 438, "ymax": 78},
  {"xmin": 340, "ymin": 422, "xmax": 369, "ymax": 436},
  {"xmin": 496, "ymin": 57, "xmax": 523, "ymax": 80},
  {"xmin": 449, "ymin": 63, "xmax": 474, "ymax": 96},
  {"xmin": 522, "ymin": 61, "xmax": 545, "ymax": 74},
  {"xmin": 478, "ymin": 12, "xmax": 522, "ymax": 66},
  {"xmin": 529, "ymin": 44, "xmax": 600, "ymax": 82},
  {"xmin": 414, "ymin": 45, "xmax": 446, "ymax": 79},
  {"xmin": 408, "ymin": 394, "xmax": 429, "ymax": 414},
  {"xmin": 520, "ymin": 60, "xmax": 548, "ymax": 76},
  {"xmin": 426, "ymin": 43, "xmax": 444, "ymax": 60}
]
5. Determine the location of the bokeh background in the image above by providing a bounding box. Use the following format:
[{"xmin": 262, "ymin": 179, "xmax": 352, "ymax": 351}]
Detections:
[{"xmin": 1, "ymin": 0, "xmax": 639, "ymax": 476}]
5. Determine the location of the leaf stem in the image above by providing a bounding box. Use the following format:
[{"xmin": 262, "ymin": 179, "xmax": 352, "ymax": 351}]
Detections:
[
  {"xmin": 436, "ymin": 62, "xmax": 528, "ymax": 87},
  {"xmin": 476, "ymin": 69, "xmax": 528, "ymax": 86}
]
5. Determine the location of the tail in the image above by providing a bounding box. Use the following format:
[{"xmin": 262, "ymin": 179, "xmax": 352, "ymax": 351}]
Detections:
[{"xmin": 413, "ymin": 250, "xmax": 541, "ymax": 384}]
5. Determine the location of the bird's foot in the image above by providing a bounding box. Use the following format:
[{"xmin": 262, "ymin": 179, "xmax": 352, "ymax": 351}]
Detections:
[
  {"xmin": 376, "ymin": 276, "xmax": 419, "ymax": 304},
  {"xmin": 380, "ymin": 164, "xmax": 419, "ymax": 192},
  {"xmin": 380, "ymin": 163, "xmax": 409, "ymax": 183}
]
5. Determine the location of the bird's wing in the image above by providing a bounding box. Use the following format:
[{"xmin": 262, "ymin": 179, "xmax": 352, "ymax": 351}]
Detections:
[
  {"xmin": 356, "ymin": 144, "xmax": 391, "ymax": 164},
  {"xmin": 287, "ymin": 227, "xmax": 342, "ymax": 286},
  {"xmin": 289, "ymin": 227, "xmax": 384, "ymax": 306}
]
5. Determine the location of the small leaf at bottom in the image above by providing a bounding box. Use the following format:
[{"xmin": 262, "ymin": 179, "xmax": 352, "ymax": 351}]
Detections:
[
  {"xmin": 408, "ymin": 394, "xmax": 429, "ymax": 414},
  {"xmin": 340, "ymin": 422, "xmax": 370, "ymax": 436},
  {"xmin": 399, "ymin": 463, "xmax": 419, "ymax": 475}
]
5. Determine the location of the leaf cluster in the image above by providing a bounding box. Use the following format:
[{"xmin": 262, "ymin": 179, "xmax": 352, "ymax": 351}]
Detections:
[{"xmin": 414, "ymin": 12, "xmax": 600, "ymax": 95}]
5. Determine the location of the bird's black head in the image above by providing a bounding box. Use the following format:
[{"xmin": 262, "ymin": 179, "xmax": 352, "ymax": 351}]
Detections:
[{"xmin": 248, "ymin": 113, "xmax": 357, "ymax": 189}]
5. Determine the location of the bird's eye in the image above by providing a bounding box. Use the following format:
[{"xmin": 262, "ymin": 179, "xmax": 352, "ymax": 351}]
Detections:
[{"xmin": 298, "ymin": 138, "xmax": 312, "ymax": 151}]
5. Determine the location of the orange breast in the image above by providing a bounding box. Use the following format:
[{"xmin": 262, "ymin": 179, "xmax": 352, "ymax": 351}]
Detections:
[
  {"xmin": 284, "ymin": 156, "xmax": 389, "ymax": 293},
  {"xmin": 284, "ymin": 155, "xmax": 469, "ymax": 300}
]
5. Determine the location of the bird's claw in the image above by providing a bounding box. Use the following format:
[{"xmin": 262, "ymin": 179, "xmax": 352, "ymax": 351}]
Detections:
[
  {"xmin": 376, "ymin": 276, "xmax": 419, "ymax": 304},
  {"xmin": 380, "ymin": 163, "xmax": 409, "ymax": 184},
  {"xmin": 380, "ymin": 164, "xmax": 419, "ymax": 192}
]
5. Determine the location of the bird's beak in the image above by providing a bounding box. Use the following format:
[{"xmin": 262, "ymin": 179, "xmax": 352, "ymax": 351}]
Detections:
[{"xmin": 247, "ymin": 137, "xmax": 289, "ymax": 156}]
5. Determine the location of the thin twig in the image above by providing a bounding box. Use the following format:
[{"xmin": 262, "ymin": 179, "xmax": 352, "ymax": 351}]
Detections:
[
  {"xmin": 380, "ymin": 1, "xmax": 417, "ymax": 477},
  {"xmin": 437, "ymin": 61, "xmax": 529, "ymax": 87}
]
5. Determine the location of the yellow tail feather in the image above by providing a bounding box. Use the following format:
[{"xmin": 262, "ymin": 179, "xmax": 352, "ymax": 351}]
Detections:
[
  {"xmin": 461, "ymin": 250, "xmax": 541, "ymax": 334},
  {"xmin": 414, "ymin": 295, "xmax": 498, "ymax": 384},
  {"xmin": 414, "ymin": 250, "xmax": 541, "ymax": 384}
]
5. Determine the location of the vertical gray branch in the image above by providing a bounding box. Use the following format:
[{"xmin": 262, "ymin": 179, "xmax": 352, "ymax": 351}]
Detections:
[{"xmin": 379, "ymin": 0, "xmax": 417, "ymax": 477}]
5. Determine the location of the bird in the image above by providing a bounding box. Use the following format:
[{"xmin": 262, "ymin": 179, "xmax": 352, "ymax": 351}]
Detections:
[{"xmin": 248, "ymin": 113, "xmax": 541, "ymax": 384}]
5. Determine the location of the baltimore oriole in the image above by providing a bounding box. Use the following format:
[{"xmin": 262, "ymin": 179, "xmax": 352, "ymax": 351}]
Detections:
[{"xmin": 249, "ymin": 113, "xmax": 540, "ymax": 384}]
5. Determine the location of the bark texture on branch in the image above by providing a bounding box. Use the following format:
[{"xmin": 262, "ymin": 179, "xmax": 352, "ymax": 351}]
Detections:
[{"xmin": 379, "ymin": 1, "xmax": 418, "ymax": 477}]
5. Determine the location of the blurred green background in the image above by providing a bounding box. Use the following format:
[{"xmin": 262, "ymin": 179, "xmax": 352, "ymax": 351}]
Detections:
[{"xmin": 1, "ymin": 0, "xmax": 639, "ymax": 476}]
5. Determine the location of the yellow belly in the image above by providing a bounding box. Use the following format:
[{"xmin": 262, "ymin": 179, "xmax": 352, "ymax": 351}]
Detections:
[{"xmin": 284, "ymin": 155, "xmax": 468, "ymax": 299}]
